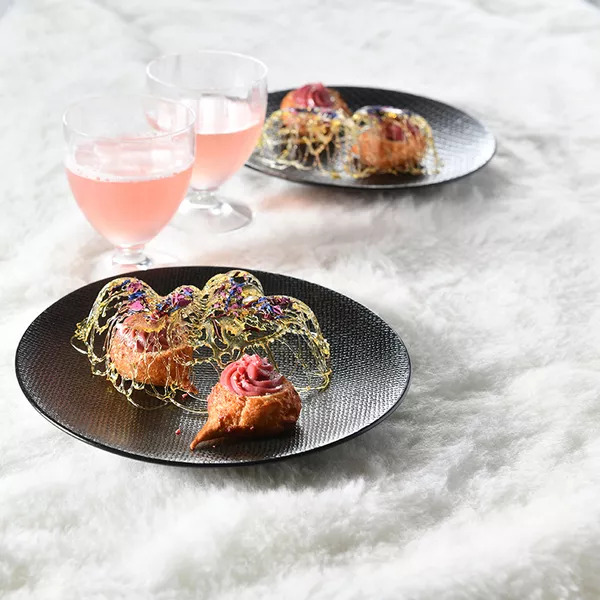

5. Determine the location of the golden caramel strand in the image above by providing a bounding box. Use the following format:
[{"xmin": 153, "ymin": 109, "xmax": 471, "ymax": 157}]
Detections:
[
  {"xmin": 72, "ymin": 271, "xmax": 331, "ymax": 411},
  {"xmin": 254, "ymin": 105, "xmax": 440, "ymax": 178}
]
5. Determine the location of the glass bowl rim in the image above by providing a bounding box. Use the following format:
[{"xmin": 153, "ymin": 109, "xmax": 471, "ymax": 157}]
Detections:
[
  {"xmin": 62, "ymin": 93, "xmax": 197, "ymax": 142},
  {"xmin": 146, "ymin": 50, "xmax": 268, "ymax": 93}
]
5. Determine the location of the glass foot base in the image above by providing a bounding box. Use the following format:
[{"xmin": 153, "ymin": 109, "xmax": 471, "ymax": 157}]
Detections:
[{"xmin": 181, "ymin": 190, "xmax": 253, "ymax": 233}]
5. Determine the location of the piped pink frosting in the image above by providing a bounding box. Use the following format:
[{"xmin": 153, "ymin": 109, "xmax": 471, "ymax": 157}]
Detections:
[
  {"xmin": 292, "ymin": 83, "xmax": 335, "ymax": 109},
  {"xmin": 220, "ymin": 354, "xmax": 284, "ymax": 397}
]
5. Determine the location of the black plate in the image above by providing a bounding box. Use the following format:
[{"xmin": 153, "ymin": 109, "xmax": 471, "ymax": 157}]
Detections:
[
  {"xmin": 15, "ymin": 267, "xmax": 411, "ymax": 467},
  {"xmin": 246, "ymin": 86, "xmax": 496, "ymax": 189}
]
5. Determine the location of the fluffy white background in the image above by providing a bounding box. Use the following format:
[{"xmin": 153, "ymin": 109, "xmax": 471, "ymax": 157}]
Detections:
[{"xmin": 1, "ymin": 0, "xmax": 600, "ymax": 598}]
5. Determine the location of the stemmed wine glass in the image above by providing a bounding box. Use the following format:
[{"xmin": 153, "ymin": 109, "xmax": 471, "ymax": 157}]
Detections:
[
  {"xmin": 146, "ymin": 51, "xmax": 268, "ymax": 232},
  {"xmin": 64, "ymin": 94, "xmax": 195, "ymax": 270}
]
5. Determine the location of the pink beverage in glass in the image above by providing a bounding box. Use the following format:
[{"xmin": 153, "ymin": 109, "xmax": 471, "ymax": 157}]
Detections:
[
  {"xmin": 146, "ymin": 51, "xmax": 268, "ymax": 232},
  {"xmin": 66, "ymin": 140, "xmax": 192, "ymax": 248},
  {"xmin": 64, "ymin": 95, "xmax": 195, "ymax": 269},
  {"xmin": 191, "ymin": 97, "xmax": 264, "ymax": 190}
]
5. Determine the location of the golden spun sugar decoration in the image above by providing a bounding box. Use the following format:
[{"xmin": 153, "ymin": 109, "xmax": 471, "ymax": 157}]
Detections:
[
  {"xmin": 348, "ymin": 105, "xmax": 440, "ymax": 177},
  {"xmin": 72, "ymin": 271, "xmax": 331, "ymax": 412},
  {"xmin": 256, "ymin": 107, "xmax": 351, "ymax": 177},
  {"xmin": 254, "ymin": 104, "xmax": 440, "ymax": 178}
]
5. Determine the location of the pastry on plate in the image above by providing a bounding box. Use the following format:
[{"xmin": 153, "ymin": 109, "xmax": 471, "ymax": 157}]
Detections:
[
  {"xmin": 279, "ymin": 83, "xmax": 350, "ymax": 135},
  {"xmin": 108, "ymin": 312, "xmax": 197, "ymax": 394},
  {"xmin": 74, "ymin": 273, "xmax": 331, "ymax": 408},
  {"xmin": 280, "ymin": 83, "xmax": 350, "ymax": 114},
  {"xmin": 352, "ymin": 105, "xmax": 429, "ymax": 171},
  {"xmin": 190, "ymin": 354, "xmax": 301, "ymax": 449}
]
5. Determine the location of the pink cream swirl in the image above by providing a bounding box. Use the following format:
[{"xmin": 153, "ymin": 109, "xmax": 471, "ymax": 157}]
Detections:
[
  {"xmin": 292, "ymin": 83, "xmax": 335, "ymax": 109},
  {"xmin": 220, "ymin": 354, "xmax": 284, "ymax": 397}
]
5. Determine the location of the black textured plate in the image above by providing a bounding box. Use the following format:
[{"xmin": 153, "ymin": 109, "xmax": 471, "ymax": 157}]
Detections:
[
  {"xmin": 246, "ymin": 86, "xmax": 496, "ymax": 189},
  {"xmin": 15, "ymin": 267, "xmax": 411, "ymax": 466}
]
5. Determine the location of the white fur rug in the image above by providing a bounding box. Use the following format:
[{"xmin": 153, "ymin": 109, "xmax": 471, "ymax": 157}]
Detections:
[{"xmin": 2, "ymin": 0, "xmax": 600, "ymax": 598}]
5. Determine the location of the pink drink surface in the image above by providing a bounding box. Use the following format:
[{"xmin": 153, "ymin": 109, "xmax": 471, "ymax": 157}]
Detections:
[
  {"xmin": 191, "ymin": 98, "xmax": 264, "ymax": 190},
  {"xmin": 67, "ymin": 141, "xmax": 192, "ymax": 247}
]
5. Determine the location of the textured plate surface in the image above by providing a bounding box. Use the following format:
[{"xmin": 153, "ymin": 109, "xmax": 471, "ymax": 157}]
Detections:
[
  {"xmin": 246, "ymin": 86, "xmax": 496, "ymax": 189},
  {"xmin": 15, "ymin": 267, "xmax": 411, "ymax": 466}
]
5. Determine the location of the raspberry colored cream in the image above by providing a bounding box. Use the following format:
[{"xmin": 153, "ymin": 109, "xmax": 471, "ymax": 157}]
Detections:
[
  {"xmin": 383, "ymin": 121, "xmax": 405, "ymax": 141},
  {"xmin": 115, "ymin": 317, "xmax": 170, "ymax": 352},
  {"xmin": 292, "ymin": 83, "xmax": 334, "ymax": 109},
  {"xmin": 220, "ymin": 354, "xmax": 284, "ymax": 397},
  {"xmin": 383, "ymin": 119, "xmax": 421, "ymax": 142}
]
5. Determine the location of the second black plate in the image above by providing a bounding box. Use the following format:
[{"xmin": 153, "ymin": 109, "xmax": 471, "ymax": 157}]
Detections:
[{"xmin": 246, "ymin": 86, "xmax": 496, "ymax": 189}]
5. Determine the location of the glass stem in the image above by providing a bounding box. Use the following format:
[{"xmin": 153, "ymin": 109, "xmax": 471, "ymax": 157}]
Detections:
[
  {"xmin": 188, "ymin": 189, "xmax": 222, "ymax": 211},
  {"xmin": 112, "ymin": 245, "xmax": 150, "ymax": 268}
]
